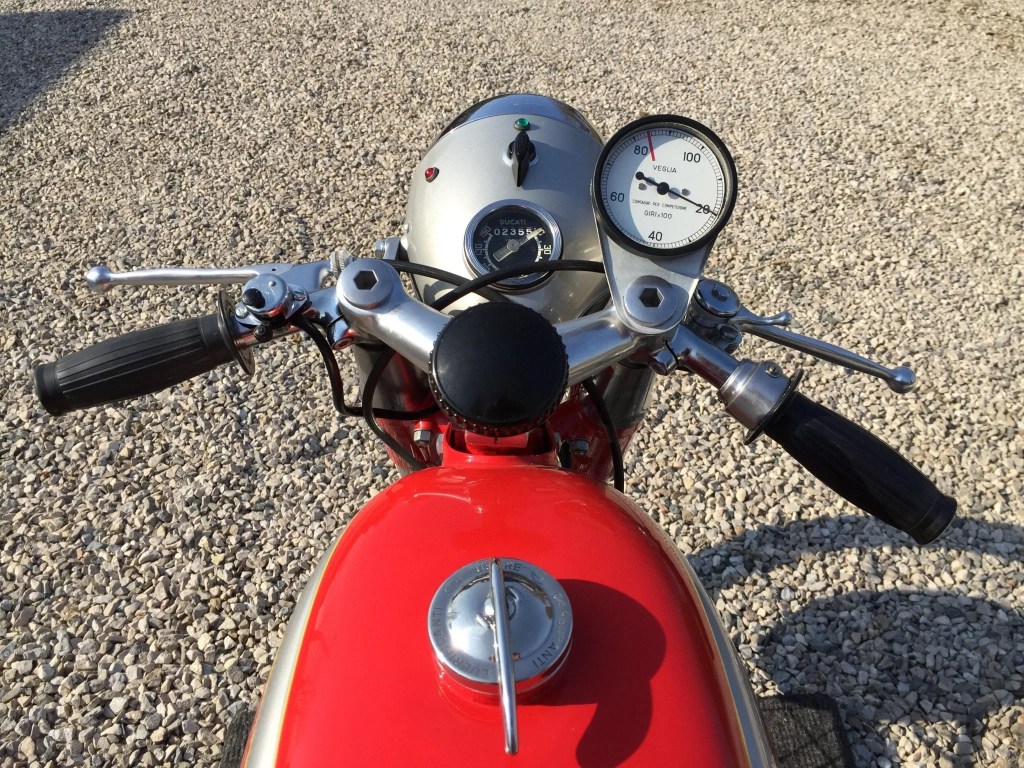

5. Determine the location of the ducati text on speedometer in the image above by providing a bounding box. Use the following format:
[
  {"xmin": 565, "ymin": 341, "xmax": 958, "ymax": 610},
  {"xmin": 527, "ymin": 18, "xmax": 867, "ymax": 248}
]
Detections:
[
  {"xmin": 593, "ymin": 115, "xmax": 737, "ymax": 258},
  {"xmin": 464, "ymin": 201, "xmax": 563, "ymax": 291}
]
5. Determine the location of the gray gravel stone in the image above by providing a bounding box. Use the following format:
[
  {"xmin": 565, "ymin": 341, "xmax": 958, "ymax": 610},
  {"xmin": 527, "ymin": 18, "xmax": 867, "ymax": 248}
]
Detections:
[{"xmin": 3, "ymin": 0, "xmax": 1023, "ymax": 766}]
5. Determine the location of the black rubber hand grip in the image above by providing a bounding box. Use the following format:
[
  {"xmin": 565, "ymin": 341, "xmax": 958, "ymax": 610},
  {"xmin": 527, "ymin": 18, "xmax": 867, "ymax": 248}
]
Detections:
[
  {"xmin": 764, "ymin": 392, "xmax": 956, "ymax": 544},
  {"xmin": 35, "ymin": 311, "xmax": 244, "ymax": 416}
]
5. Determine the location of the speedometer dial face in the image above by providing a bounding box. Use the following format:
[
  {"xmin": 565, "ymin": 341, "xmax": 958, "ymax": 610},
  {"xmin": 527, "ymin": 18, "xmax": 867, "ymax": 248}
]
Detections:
[
  {"xmin": 464, "ymin": 201, "xmax": 562, "ymax": 290},
  {"xmin": 593, "ymin": 115, "xmax": 737, "ymax": 257}
]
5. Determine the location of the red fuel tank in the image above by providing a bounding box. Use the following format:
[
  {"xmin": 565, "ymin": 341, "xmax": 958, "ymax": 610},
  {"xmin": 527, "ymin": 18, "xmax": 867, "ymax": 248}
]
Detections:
[{"xmin": 245, "ymin": 459, "xmax": 773, "ymax": 767}]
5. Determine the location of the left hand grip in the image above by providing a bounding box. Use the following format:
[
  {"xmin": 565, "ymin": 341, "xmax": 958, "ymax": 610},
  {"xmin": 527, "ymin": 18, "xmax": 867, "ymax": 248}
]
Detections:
[{"xmin": 35, "ymin": 309, "xmax": 247, "ymax": 416}]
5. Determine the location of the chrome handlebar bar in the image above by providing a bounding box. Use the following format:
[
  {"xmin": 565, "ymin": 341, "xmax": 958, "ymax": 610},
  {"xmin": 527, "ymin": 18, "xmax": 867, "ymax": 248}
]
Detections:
[
  {"xmin": 67, "ymin": 257, "xmax": 955, "ymax": 545},
  {"xmin": 83, "ymin": 258, "xmax": 916, "ymax": 401}
]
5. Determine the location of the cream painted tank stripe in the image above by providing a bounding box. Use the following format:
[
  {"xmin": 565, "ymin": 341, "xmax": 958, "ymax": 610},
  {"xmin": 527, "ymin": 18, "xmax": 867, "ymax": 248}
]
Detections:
[
  {"xmin": 243, "ymin": 531, "xmax": 346, "ymax": 767},
  {"xmin": 679, "ymin": 555, "xmax": 778, "ymax": 767}
]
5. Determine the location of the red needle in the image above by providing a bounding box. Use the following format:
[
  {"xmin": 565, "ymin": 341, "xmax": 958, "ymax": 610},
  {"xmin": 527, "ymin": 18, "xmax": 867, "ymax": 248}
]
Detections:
[{"xmin": 646, "ymin": 131, "xmax": 656, "ymax": 161}]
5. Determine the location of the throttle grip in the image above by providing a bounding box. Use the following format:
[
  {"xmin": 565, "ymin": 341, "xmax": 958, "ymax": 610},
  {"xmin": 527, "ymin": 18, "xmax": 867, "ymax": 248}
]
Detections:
[
  {"xmin": 35, "ymin": 296, "xmax": 253, "ymax": 416},
  {"xmin": 764, "ymin": 392, "xmax": 956, "ymax": 544}
]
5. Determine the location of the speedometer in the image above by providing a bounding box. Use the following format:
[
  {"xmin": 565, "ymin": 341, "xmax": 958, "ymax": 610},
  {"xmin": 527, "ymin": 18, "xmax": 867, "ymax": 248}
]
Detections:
[
  {"xmin": 593, "ymin": 115, "xmax": 737, "ymax": 258},
  {"xmin": 464, "ymin": 201, "xmax": 562, "ymax": 291}
]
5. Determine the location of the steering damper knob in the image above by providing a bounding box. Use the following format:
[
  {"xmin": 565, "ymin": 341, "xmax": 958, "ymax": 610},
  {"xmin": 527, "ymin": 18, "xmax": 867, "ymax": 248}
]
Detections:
[{"xmin": 429, "ymin": 303, "xmax": 568, "ymax": 437}]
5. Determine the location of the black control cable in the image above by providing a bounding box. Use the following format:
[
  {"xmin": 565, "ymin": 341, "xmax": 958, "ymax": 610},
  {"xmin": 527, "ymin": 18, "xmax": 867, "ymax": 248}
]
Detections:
[
  {"xmin": 292, "ymin": 315, "xmax": 440, "ymax": 422},
  {"xmin": 389, "ymin": 261, "xmax": 510, "ymax": 304},
  {"xmin": 580, "ymin": 377, "xmax": 625, "ymax": 492},
  {"xmin": 292, "ymin": 261, "xmax": 494, "ymax": 423},
  {"xmin": 432, "ymin": 260, "xmax": 604, "ymax": 311}
]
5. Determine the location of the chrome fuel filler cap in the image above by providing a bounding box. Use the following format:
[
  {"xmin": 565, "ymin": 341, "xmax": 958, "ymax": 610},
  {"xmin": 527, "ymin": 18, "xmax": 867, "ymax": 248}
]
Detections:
[{"xmin": 428, "ymin": 558, "xmax": 573, "ymax": 755}]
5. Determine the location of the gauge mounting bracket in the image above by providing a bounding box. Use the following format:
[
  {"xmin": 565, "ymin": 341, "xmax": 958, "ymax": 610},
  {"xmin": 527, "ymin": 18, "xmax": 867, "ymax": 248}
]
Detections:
[
  {"xmin": 597, "ymin": 231, "xmax": 709, "ymax": 335},
  {"xmin": 591, "ymin": 114, "xmax": 737, "ymax": 334}
]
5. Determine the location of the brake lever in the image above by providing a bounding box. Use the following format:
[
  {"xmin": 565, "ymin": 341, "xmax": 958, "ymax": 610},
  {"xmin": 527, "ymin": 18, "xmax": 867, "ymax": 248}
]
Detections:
[
  {"xmin": 730, "ymin": 315, "xmax": 917, "ymax": 393},
  {"xmin": 691, "ymin": 278, "xmax": 917, "ymax": 393}
]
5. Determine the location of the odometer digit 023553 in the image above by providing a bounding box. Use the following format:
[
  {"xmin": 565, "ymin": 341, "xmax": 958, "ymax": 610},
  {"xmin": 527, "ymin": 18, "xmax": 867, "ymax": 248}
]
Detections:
[
  {"xmin": 593, "ymin": 115, "xmax": 737, "ymax": 258},
  {"xmin": 464, "ymin": 201, "xmax": 562, "ymax": 290}
]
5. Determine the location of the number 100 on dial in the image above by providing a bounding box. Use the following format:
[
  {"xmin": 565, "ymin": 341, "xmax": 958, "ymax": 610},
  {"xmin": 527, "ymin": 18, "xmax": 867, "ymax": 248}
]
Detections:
[{"xmin": 593, "ymin": 115, "xmax": 738, "ymax": 258}]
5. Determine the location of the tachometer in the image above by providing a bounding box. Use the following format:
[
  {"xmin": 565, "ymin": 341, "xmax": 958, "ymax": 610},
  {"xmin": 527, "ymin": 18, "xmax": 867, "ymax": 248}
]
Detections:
[{"xmin": 593, "ymin": 115, "xmax": 737, "ymax": 258}]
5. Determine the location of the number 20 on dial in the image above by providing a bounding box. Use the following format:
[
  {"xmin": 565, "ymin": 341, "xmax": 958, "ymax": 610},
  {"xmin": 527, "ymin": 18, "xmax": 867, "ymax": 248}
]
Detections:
[{"xmin": 593, "ymin": 115, "xmax": 738, "ymax": 258}]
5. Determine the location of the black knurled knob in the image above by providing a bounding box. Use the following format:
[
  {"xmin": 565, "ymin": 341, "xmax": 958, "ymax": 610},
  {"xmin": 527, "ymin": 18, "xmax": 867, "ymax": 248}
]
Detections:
[
  {"xmin": 428, "ymin": 303, "xmax": 568, "ymax": 437},
  {"xmin": 242, "ymin": 287, "xmax": 266, "ymax": 309}
]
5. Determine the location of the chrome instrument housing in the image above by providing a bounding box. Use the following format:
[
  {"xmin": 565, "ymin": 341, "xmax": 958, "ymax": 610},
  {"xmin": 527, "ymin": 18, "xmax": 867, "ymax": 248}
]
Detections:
[{"xmin": 402, "ymin": 94, "xmax": 608, "ymax": 323}]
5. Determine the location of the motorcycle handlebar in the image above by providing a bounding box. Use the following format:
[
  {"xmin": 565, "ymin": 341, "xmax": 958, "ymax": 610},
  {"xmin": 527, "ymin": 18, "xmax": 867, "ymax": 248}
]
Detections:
[
  {"xmin": 32, "ymin": 263, "xmax": 956, "ymax": 544},
  {"xmin": 34, "ymin": 298, "xmax": 252, "ymax": 416},
  {"xmin": 763, "ymin": 392, "xmax": 956, "ymax": 544}
]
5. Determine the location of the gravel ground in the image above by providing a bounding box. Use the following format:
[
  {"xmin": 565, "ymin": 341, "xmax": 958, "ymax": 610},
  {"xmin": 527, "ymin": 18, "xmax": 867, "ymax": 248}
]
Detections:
[{"xmin": 2, "ymin": 0, "xmax": 1023, "ymax": 765}]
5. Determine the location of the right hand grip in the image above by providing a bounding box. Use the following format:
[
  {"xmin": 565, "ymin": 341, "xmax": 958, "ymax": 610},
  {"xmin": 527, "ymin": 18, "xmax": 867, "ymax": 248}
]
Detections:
[
  {"xmin": 764, "ymin": 392, "xmax": 956, "ymax": 544},
  {"xmin": 35, "ymin": 304, "xmax": 251, "ymax": 416}
]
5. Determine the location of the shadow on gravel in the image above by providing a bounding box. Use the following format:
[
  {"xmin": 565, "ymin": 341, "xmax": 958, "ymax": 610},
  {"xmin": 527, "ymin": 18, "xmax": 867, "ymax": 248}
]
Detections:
[
  {"xmin": 0, "ymin": 10, "xmax": 129, "ymax": 134},
  {"xmin": 691, "ymin": 514, "xmax": 1024, "ymax": 765}
]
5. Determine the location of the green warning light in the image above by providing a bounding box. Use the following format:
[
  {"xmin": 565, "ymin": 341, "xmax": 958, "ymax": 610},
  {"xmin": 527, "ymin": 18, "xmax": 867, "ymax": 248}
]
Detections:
[{"xmin": 514, "ymin": 118, "xmax": 531, "ymax": 131}]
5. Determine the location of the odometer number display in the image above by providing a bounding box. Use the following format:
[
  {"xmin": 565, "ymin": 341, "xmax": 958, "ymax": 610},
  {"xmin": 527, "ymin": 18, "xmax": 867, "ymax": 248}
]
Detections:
[{"xmin": 464, "ymin": 201, "xmax": 562, "ymax": 290}]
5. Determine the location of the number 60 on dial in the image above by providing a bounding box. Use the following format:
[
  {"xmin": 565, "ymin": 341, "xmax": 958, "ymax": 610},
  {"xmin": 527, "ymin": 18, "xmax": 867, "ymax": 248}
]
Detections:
[{"xmin": 592, "ymin": 115, "xmax": 737, "ymax": 258}]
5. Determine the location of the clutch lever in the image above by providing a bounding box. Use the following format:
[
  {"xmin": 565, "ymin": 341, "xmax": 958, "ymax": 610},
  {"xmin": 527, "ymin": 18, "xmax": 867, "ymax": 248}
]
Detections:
[
  {"xmin": 85, "ymin": 261, "xmax": 337, "ymax": 315},
  {"xmin": 85, "ymin": 263, "xmax": 298, "ymax": 293}
]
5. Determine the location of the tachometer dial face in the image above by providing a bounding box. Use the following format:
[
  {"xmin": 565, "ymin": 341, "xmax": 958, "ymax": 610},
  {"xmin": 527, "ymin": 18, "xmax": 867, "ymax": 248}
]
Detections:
[
  {"xmin": 464, "ymin": 201, "xmax": 562, "ymax": 290},
  {"xmin": 593, "ymin": 115, "xmax": 737, "ymax": 258}
]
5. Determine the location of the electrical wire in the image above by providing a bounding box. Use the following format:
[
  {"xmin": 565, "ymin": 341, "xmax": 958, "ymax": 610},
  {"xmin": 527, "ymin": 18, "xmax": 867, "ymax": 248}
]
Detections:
[{"xmin": 580, "ymin": 377, "xmax": 625, "ymax": 493}]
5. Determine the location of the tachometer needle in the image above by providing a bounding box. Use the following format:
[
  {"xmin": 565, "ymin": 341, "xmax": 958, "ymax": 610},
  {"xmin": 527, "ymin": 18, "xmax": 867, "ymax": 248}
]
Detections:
[
  {"xmin": 646, "ymin": 131, "xmax": 656, "ymax": 161},
  {"xmin": 634, "ymin": 172, "xmax": 717, "ymax": 214}
]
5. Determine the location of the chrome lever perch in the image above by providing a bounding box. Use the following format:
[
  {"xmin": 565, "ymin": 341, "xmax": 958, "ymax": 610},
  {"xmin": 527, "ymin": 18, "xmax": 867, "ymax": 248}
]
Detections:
[{"xmin": 733, "ymin": 308, "xmax": 793, "ymax": 328}]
